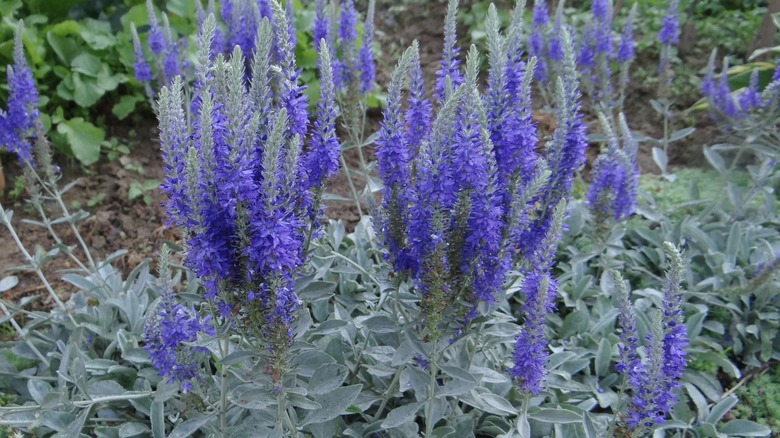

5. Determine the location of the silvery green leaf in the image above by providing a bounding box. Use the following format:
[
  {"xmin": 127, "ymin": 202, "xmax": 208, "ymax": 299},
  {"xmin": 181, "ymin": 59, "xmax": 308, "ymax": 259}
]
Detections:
[
  {"xmin": 527, "ymin": 408, "xmax": 582, "ymax": 424},
  {"xmin": 594, "ymin": 338, "xmax": 611, "ymax": 377},
  {"xmin": 669, "ymin": 127, "xmax": 695, "ymax": 142},
  {"xmin": 356, "ymin": 314, "xmax": 397, "ymax": 333},
  {"xmin": 650, "ymin": 99, "xmax": 670, "ymax": 116},
  {"xmin": 381, "ymin": 402, "xmax": 423, "ymax": 429},
  {"xmin": 704, "ymin": 146, "xmax": 726, "ymax": 174},
  {"xmin": 517, "ymin": 412, "xmax": 531, "ymax": 438},
  {"xmin": 221, "ymin": 350, "xmax": 255, "ymax": 367},
  {"xmin": 0, "ymin": 276, "xmax": 19, "ymax": 293},
  {"xmin": 28, "ymin": 378, "xmax": 53, "ymax": 404},
  {"xmin": 440, "ymin": 365, "xmax": 478, "ymax": 384},
  {"xmin": 706, "ymin": 395, "xmax": 738, "ymax": 424},
  {"xmin": 312, "ymin": 319, "xmax": 349, "ymax": 335},
  {"xmin": 151, "ymin": 400, "xmax": 165, "ymax": 438},
  {"xmin": 392, "ymin": 340, "xmax": 419, "ymax": 366},
  {"xmin": 299, "ymin": 281, "xmax": 337, "ymax": 302},
  {"xmin": 307, "ymin": 364, "xmax": 348, "ymax": 396},
  {"xmin": 300, "ymin": 384, "xmax": 362, "ymax": 426},
  {"xmin": 292, "ymin": 350, "xmax": 336, "ymax": 378},
  {"xmin": 437, "ymin": 377, "xmax": 478, "ymax": 397},
  {"xmin": 87, "ymin": 380, "xmax": 125, "ymax": 397},
  {"xmin": 288, "ymin": 392, "xmax": 322, "ymax": 410},
  {"xmin": 477, "ymin": 393, "xmax": 516, "ymax": 415},
  {"xmin": 652, "ymin": 147, "xmax": 668, "ymax": 173},
  {"xmin": 470, "ymin": 366, "xmax": 509, "ymax": 384},
  {"xmin": 719, "ymin": 420, "xmax": 772, "ymax": 436},
  {"xmin": 686, "ymin": 371, "xmax": 723, "ymax": 401},
  {"xmin": 168, "ymin": 414, "xmax": 216, "ymax": 438},
  {"xmin": 154, "ymin": 381, "xmax": 178, "ymax": 403},
  {"xmin": 683, "ymin": 382, "xmax": 708, "ymax": 421},
  {"xmin": 118, "ymin": 422, "xmax": 150, "ymax": 437},
  {"xmin": 431, "ymin": 426, "xmax": 457, "ymax": 437},
  {"xmin": 400, "ymin": 366, "xmax": 429, "ymax": 401},
  {"xmin": 228, "ymin": 384, "xmax": 275, "ymax": 410}
]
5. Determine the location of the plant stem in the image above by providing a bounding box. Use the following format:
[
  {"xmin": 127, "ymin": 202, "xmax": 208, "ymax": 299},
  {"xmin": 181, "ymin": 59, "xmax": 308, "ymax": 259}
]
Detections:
[
  {"xmin": 0, "ymin": 300, "xmax": 50, "ymax": 367},
  {"xmin": 425, "ymin": 343, "xmax": 438, "ymax": 437},
  {"xmin": 220, "ymin": 337, "xmax": 229, "ymax": 431},
  {"xmin": 340, "ymin": 154, "xmax": 364, "ymax": 218}
]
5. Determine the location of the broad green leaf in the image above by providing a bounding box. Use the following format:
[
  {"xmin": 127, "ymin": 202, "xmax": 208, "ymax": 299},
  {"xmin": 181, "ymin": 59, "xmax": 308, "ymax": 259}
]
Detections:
[
  {"xmin": 71, "ymin": 52, "xmax": 102, "ymax": 77},
  {"xmin": 57, "ymin": 118, "xmax": 104, "ymax": 165}
]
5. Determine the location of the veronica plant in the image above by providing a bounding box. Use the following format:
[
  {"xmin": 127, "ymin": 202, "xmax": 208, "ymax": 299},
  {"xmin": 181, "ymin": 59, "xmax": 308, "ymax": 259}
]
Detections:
[
  {"xmin": 154, "ymin": 4, "xmax": 340, "ymax": 397},
  {"xmin": 587, "ymin": 113, "xmax": 639, "ymax": 236},
  {"xmin": 611, "ymin": 243, "xmax": 688, "ymax": 435},
  {"xmin": 313, "ymin": 0, "xmax": 377, "ymax": 218},
  {"xmin": 0, "ymin": 22, "xmax": 39, "ymax": 189},
  {"xmin": 374, "ymin": 4, "xmax": 588, "ymax": 418},
  {"xmin": 132, "ymin": 0, "xmax": 187, "ymax": 101}
]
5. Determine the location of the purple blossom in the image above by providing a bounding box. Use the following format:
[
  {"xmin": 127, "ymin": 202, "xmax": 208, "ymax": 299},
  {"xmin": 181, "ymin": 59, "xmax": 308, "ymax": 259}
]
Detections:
[
  {"xmin": 530, "ymin": 1, "xmax": 550, "ymax": 83},
  {"xmin": 617, "ymin": 10, "xmax": 636, "ymax": 63},
  {"xmin": 739, "ymin": 69, "xmax": 762, "ymax": 112},
  {"xmin": 659, "ymin": 0, "xmax": 680, "ymax": 46},
  {"xmin": 618, "ymin": 244, "xmax": 688, "ymax": 430},
  {"xmin": 435, "ymin": 0, "xmax": 464, "ymax": 101},
  {"xmin": 131, "ymin": 24, "xmax": 153, "ymax": 83},
  {"xmin": 587, "ymin": 122, "xmax": 637, "ymax": 223},
  {"xmin": 773, "ymin": 59, "xmax": 780, "ymax": 82},
  {"xmin": 376, "ymin": 47, "xmax": 416, "ymax": 273},
  {"xmin": 147, "ymin": 0, "xmax": 165, "ymax": 54},
  {"xmin": 313, "ymin": 0, "xmax": 330, "ymax": 52},
  {"xmin": 143, "ymin": 292, "xmax": 214, "ymax": 392},
  {"xmin": 305, "ymin": 42, "xmax": 341, "ymax": 190},
  {"xmin": 404, "ymin": 49, "xmax": 433, "ymax": 153},
  {"xmin": 358, "ymin": 0, "xmax": 376, "ymax": 93},
  {"xmin": 1, "ymin": 24, "xmax": 38, "ymax": 165},
  {"xmin": 509, "ymin": 271, "xmax": 556, "ymax": 395}
]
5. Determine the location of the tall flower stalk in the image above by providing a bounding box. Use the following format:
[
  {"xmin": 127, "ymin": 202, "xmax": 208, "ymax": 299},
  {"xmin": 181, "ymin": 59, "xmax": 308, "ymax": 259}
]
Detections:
[
  {"xmin": 155, "ymin": 6, "xmax": 339, "ymax": 395},
  {"xmin": 612, "ymin": 243, "xmax": 688, "ymax": 433}
]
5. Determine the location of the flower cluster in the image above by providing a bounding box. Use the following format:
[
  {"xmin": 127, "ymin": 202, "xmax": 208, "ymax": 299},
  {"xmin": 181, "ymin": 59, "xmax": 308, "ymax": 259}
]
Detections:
[
  {"xmin": 156, "ymin": 6, "xmax": 340, "ymax": 366},
  {"xmin": 614, "ymin": 243, "xmax": 688, "ymax": 431},
  {"xmin": 143, "ymin": 246, "xmax": 214, "ymax": 392},
  {"xmin": 587, "ymin": 113, "xmax": 639, "ymax": 225},
  {"xmin": 132, "ymin": 0, "xmax": 186, "ymax": 94},
  {"xmin": 313, "ymin": 0, "xmax": 376, "ymax": 94},
  {"xmin": 529, "ymin": 0, "xmax": 637, "ymax": 113},
  {"xmin": 0, "ymin": 23, "xmax": 39, "ymax": 165},
  {"xmin": 658, "ymin": 0, "xmax": 680, "ymax": 89},
  {"xmin": 374, "ymin": 0, "xmax": 586, "ymax": 351},
  {"xmin": 702, "ymin": 54, "xmax": 780, "ymax": 124}
]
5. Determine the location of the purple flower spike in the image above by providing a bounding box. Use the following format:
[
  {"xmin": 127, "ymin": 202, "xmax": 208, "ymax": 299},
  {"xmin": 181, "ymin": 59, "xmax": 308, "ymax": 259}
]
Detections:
[
  {"xmin": 1, "ymin": 22, "xmax": 39, "ymax": 165},
  {"xmin": 358, "ymin": 0, "xmax": 376, "ymax": 93},
  {"xmin": 659, "ymin": 0, "xmax": 680, "ymax": 46}
]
